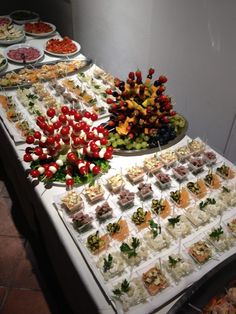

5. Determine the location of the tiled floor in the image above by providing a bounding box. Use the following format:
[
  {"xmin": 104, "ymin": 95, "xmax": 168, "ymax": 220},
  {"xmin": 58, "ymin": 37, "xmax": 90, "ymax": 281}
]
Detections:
[{"xmin": 0, "ymin": 179, "xmax": 52, "ymax": 314}]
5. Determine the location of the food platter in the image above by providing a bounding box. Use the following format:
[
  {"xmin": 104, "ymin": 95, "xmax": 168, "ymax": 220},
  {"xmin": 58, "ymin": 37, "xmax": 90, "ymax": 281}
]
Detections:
[
  {"xmin": 0, "ymin": 58, "xmax": 93, "ymax": 89},
  {"xmin": 44, "ymin": 37, "xmax": 81, "ymax": 57},
  {"xmin": 24, "ymin": 21, "xmax": 56, "ymax": 37},
  {"xmin": 4, "ymin": 43, "xmax": 44, "ymax": 64},
  {"xmin": 9, "ymin": 10, "xmax": 39, "ymax": 24},
  {"xmin": 110, "ymin": 116, "xmax": 188, "ymax": 156},
  {"xmin": 0, "ymin": 24, "xmax": 25, "ymax": 45}
]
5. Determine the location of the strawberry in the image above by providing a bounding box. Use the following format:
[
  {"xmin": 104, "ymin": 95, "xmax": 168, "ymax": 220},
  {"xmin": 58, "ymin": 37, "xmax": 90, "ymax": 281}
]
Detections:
[
  {"xmin": 158, "ymin": 75, "xmax": 168, "ymax": 83},
  {"xmin": 135, "ymin": 69, "xmax": 142, "ymax": 79},
  {"xmin": 128, "ymin": 72, "xmax": 135, "ymax": 80},
  {"xmin": 159, "ymin": 85, "xmax": 166, "ymax": 93},
  {"xmin": 148, "ymin": 68, "xmax": 155, "ymax": 75}
]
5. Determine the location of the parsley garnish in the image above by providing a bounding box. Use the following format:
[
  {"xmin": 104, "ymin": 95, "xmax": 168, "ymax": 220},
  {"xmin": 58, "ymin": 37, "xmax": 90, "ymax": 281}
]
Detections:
[
  {"xmin": 149, "ymin": 219, "xmax": 161, "ymax": 238},
  {"xmin": 209, "ymin": 226, "xmax": 224, "ymax": 241},
  {"xmin": 199, "ymin": 198, "xmax": 216, "ymax": 210},
  {"xmin": 168, "ymin": 215, "xmax": 181, "ymax": 227},
  {"xmin": 103, "ymin": 254, "xmax": 113, "ymax": 273},
  {"xmin": 222, "ymin": 186, "xmax": 230, "ymax": 193},
  {"xmin": 120, "ymin": 237, "xmax": 140, "ymax": 258},
  {"xmin": 112, "ymin": 279, "xmax": 130, "ymax": 297},
  {"xmin": 168, "ymin": 255, "xmax": 181, "ymax": 267},
  {"xmin": 27, "ymin": 94, "xmax": 37, "ymax": 100}
]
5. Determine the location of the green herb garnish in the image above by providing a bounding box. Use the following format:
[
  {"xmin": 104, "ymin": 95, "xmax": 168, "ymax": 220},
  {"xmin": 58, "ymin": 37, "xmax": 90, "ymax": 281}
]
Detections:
[
  {"xmin": 103, "ymin": 254, "xmax": 113, "ymax": 273},
  {"xmin": 168, "ymin": 255, "xmax": 181, "ymax": 267},
  {"xmin": 209, "ymin": 226, "xmax": 224, "ymax": 241},
  {"xmin": 27, "ymin": 94, "xmax": 38, "ymax": 100},
  {"xmin": 112, "ymin": 279, "xmax": 130, "ymax": 297},
  {"xmin": 222, "ymin": 186, "xmax": 230, "ymax": 193},
  {"xmin": 168, "ymin": 215, "xmax": 181, "ymax": 227},
  {"xmin": 120, "ymin": 237, "xmax": 140, "ymax": 258},
  {"xmin": 199, "ymin": 198, "xmax": 216, "ymax": 210},
  {"xmin": 149, "ymin": 219, "xmax": 161, "ymax": 238}
]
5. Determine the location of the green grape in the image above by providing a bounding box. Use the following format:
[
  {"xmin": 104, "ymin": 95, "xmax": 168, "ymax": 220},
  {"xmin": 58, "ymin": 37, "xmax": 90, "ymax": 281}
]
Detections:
[
  {"xmin": 112, "ymin": 142, "xmax": 118, "ymax": 148},
  {"xmin": 114, "ymin": 133, "xmax": 120, "ymax": 139},
  {"xmin": 126, "ymin": 144, "xmax": 132, "ymax": 150},
  {"xmin": 136, "ymin": 137, "xmax": 142, "ymax": 143},
  {"xmin": 124, "ymin": 138, "xmax": 130, "ymax": 145},
  {"xmin": 135, "ymin": 143, "xmax": 142, "ymax": 150},
  {"xmin": 144, "ymin": 135, "xmax": 149, "ymax": 141},
  {"xmin": 142, "ymin": 142, "xmax": 148, "ymax": 148},
  {"xmin": 117, "ymin": 139, "xmax": 124, "ymax": 146},
  {"xmin": 109, "ymin": 137, "xmax": 115, "ymax": 143}
]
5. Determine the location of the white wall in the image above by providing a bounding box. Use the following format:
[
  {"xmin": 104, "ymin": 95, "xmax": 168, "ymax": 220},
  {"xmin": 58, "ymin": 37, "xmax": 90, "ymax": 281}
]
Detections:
[{"xmin": 71, "ymin": 0, "xmax": 236, "ymax": 162}]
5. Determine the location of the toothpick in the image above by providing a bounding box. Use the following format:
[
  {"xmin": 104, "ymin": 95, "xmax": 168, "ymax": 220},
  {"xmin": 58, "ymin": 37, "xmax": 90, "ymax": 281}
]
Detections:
[
  {"xmin": 157, "ymin": 214, "xmax": 161, "ymax": 226},
  {"xmin": 106, "ymin": 193, "xmax": 111, "ymax": 201},
  {"xmin": 219, "ymin": 212, "xmax": 223, "ymax": 226},
  {"xmin": 158, "ymin": 257, "xmax": 162, "ymax": 271},
  {"xmin": 178, "ymin": 236, "xmax": 182, "ymax": 255}
]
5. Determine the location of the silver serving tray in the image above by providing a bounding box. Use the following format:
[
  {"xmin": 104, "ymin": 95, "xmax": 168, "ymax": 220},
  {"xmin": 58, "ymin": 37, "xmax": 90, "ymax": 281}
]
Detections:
[
  {"xmin": 113, "ymin": 117, "xmax": 188, "ymax": 156},
  {"xmin": 0, "ymin": 58, "xmax": 93, "ymax": 90}
]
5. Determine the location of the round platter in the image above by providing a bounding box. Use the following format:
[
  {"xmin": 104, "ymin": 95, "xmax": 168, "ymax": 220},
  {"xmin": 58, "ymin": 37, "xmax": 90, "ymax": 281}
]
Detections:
[
  {"xmin": 10, "ymin": 10, "xmax": 39, "ymax": 24},
  {"xmin": 112, "ymin": 116, "xmax": 188, "ymax": 156},
  {"xmin": 24, "ymin": 21, "xmax": 56, "ymax": 37},
  {"xmin": 0, "ymin": 15, "xmax": 12, "ymax": 27},
  {"xmin": 4, "ymin": 43, "xmax": 44, "ymax": 64},
  {"xmin": 44, "ymin": 38, "xmax": 81, "ymax": 57},
  {"xmin": 0, "ymin": 25, "xmax": 25, "ymax": 45}
]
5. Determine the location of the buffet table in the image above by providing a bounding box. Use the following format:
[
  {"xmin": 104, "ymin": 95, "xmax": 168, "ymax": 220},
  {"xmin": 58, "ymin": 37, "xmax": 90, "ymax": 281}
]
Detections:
[{"xmin": 0, "ymin": 20, "xmax": 236, "ymax": 314}]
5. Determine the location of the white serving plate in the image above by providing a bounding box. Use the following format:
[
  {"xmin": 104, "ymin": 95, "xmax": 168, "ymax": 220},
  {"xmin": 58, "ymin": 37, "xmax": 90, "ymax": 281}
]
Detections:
[
  {"xmin": 24, "ymin": 21, "xmax": 56, "ymax": 37},
  {"xmin": 0, "ymin": 25, "xmax": 25, "ymax": 45},
  {"xmin": 44, "ymin": 39, "xmax": 81, "ymax": 57},
  {"xmin": 4, "ymin": 43, "xmax": 44, "ymax": 64}
]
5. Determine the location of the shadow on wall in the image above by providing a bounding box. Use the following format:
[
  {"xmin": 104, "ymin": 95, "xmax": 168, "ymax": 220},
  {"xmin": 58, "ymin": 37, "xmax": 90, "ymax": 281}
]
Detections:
[{"xmin": 1, "ymin": 0, "xmax": 73, "ymax": 38}]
